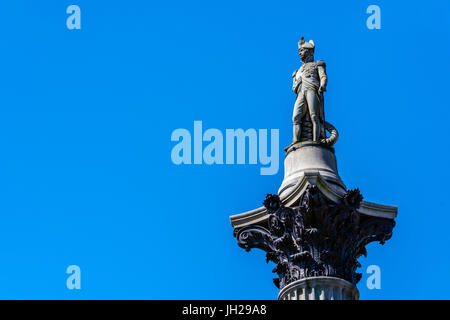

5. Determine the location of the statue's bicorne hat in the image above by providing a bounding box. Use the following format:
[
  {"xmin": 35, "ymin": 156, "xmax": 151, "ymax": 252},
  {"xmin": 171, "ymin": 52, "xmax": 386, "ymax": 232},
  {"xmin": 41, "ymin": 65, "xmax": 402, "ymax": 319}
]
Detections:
[{"xmin": 298, "ymin": 37, "xmax": 315, "ymax": 53}]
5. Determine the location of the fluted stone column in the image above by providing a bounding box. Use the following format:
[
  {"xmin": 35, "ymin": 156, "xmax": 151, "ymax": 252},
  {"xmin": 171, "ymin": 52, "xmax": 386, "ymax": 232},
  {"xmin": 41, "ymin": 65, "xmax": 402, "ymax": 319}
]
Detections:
[{"xmin": 278, "ymin": 277, "xmax": 359, "ymax": 300}]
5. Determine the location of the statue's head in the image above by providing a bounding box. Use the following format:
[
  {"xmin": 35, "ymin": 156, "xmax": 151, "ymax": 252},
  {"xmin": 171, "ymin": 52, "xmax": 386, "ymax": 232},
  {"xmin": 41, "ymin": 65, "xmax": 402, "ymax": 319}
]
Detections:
[{"xmin": 298, "ymin": 37, "xmax": 315, "ymax": 62}]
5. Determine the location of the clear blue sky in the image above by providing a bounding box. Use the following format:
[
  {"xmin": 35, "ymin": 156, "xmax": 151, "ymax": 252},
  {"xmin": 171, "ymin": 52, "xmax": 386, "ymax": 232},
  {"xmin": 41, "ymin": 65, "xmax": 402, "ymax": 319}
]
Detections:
[{"xmin": 0, "ymin": 0, "xmax": 449, "ymax": 299}]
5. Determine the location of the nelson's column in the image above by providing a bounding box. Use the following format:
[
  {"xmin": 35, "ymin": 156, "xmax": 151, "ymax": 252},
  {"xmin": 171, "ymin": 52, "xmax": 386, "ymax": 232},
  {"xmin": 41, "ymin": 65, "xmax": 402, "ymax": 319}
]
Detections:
[{"xmin": 230, "ymin": 38, "xmax": 397, "ymax": 300}]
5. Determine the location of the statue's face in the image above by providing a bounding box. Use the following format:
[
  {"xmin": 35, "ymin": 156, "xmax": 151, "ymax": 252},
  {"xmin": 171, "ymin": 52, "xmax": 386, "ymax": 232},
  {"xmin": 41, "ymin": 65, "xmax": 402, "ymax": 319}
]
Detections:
[{"xmin": 299, "ymin": 47, "xmax": 312, "ymax": 61}]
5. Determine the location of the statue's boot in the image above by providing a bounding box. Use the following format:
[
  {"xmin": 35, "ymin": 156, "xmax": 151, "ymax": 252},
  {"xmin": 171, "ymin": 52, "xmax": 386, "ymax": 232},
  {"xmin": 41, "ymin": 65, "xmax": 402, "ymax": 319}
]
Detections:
[{"xmin": 293, "ymin": 123, "xmax": 301, "ymax": 143}]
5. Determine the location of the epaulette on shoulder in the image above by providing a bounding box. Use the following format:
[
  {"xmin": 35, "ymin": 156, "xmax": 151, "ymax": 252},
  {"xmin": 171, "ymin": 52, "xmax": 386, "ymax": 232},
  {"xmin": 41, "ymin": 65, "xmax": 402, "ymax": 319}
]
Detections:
[
  {"xmin": 292, "ymin": 70, "xmax": 298, "ymax": 77},
  {"xmin": 317, "ymin": 60, "xmax": 326, "ymax": 67}
]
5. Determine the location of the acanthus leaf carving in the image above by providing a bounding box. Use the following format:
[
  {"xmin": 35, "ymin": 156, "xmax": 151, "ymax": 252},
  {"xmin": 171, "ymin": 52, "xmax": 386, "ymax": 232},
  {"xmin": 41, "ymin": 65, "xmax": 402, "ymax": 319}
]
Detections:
[{"xmin": 233, "ymin": 185, "xmax": 395, "ymax": 289}]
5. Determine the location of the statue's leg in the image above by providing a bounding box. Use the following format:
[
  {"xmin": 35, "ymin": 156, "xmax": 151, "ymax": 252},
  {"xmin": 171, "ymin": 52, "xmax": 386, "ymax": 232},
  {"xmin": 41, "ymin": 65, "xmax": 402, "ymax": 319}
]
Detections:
[
  {"xmin": 306, "ymin": 90, "xmax": 320, "ymax": 142},
  {"xmin": 292, "ymin": 94, "xmax": 305, "ymax": 143}
]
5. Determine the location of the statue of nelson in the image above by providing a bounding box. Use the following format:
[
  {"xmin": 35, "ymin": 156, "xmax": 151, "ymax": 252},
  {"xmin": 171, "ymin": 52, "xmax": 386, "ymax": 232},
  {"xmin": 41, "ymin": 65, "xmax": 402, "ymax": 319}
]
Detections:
[{"xmin": 292, "ymin": 37, "xmax": 328, "ymax": 144}]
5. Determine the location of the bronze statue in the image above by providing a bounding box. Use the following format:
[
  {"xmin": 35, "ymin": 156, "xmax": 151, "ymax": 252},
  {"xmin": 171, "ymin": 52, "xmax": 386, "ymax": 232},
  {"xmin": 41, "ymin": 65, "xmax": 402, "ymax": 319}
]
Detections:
[{"xmin": 292, "ymin": 37, "xmax": 337, "ymax": 146}]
